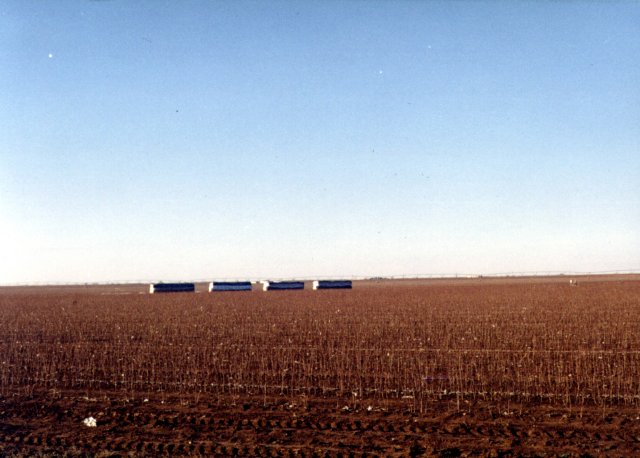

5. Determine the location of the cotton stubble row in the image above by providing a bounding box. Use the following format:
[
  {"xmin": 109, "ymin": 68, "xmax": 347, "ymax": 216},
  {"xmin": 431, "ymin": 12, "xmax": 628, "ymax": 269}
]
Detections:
[{"xmin": 0, "ymin": 281, "xmax": 638, "ymax": 409}]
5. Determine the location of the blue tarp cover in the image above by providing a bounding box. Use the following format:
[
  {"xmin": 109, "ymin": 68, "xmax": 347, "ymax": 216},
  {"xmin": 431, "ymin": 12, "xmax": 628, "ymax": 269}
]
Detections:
[
  {"xmin": 212, "ymin": 282, "xmax": 252, "ymax": 291},
  {"xmin": 152, "ymin": 283, "xmax": 195, "ymax": 293},
  {"xmin": 266, "ymin": 281, "xmax": 304, "ymax": 290},
  {"xmin": 316, "ymin": 280, "xmax": 352, "ymax": 289}
]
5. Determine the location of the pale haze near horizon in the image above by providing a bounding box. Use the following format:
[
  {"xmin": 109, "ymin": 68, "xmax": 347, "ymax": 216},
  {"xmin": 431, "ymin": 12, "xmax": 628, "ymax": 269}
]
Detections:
[{"xmin": 1, "ymin": 1, "xmax": 639, "ymax": 284}]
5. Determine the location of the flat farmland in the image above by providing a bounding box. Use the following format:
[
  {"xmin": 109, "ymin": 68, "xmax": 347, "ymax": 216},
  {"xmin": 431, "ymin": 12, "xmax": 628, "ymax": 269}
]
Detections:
[{"xmin": 1, "ymin": 277, "xmax": 640, "ymax": 457}]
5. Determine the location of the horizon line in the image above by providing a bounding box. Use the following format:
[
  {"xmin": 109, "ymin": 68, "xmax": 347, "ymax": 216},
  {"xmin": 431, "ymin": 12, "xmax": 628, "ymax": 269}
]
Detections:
[{"xmin": 2, "ymin": 269, "xmax": 639, "ymax": 288}]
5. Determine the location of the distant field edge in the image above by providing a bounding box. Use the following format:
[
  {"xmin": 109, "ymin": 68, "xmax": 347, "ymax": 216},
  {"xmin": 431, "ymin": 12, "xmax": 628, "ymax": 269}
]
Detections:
[{"xmin": 1, "ymin": 272, "xmax": 639, "ymax": 294}]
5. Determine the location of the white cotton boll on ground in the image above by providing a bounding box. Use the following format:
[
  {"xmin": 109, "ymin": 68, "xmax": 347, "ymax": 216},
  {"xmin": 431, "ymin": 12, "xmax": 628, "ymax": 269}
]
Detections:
[{"xmin": 83, "ymin": 417, "xmax": 97, "ymax": 427}]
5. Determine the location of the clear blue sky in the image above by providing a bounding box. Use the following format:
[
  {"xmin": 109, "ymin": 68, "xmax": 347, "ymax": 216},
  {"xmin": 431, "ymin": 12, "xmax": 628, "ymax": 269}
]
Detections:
[{"xmin": 1, "ymin": 1, "xmax": 639, "ymax": 283}]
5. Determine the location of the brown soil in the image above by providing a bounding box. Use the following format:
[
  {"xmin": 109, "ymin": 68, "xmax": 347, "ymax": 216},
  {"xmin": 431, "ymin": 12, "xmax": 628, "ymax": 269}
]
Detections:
[
  {"xmin": 2, "ymin": 390, "xmax": 639, "ymax": 457},
  {"xmin": 1, "ymin": 276, "xmax": 639, "ymax": 457}
]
